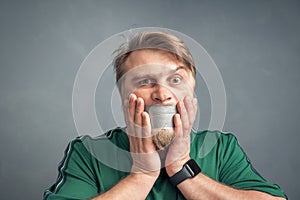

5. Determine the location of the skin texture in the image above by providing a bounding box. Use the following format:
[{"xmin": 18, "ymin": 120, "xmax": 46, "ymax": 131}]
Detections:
[{"xmin": 93, "ymin": 49, "xmax": 286, "ymax": 200}]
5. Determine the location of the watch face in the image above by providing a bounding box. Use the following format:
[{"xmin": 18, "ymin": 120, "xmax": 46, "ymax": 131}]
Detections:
[
  {"xmin": 186, "ymin": 159, "xmax": 201, "ymax": 175},
  {"xmin": 169, "ymin": 159, "xmax": 201, "ymax": 186}
]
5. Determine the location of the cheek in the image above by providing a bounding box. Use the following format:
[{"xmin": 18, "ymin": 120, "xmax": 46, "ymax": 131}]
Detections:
[
  {"xmin": 133, "ymin": 89, "xmax": 153, "ymax": 104},
  {"xmin": 169, "ymin": 83, "xmax": 195, "ymax": 101},
  {"xmin": 171, "ymin": 78, "xmax": 195, "ymax": 100},
  {"xmin": 171, "ymin": 89, "xmax": 193, "ymax": 101}
]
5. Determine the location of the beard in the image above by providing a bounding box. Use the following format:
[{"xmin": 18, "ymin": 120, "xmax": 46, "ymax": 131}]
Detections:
[{"xmin": 152, "ymin": 128, "xmax": 175, "ymax": 150}]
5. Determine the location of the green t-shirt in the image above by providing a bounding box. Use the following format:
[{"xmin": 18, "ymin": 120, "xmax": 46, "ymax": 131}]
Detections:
[{"xmin": 44, "ymin": 128, "xmax": 286, "ymax": 199}]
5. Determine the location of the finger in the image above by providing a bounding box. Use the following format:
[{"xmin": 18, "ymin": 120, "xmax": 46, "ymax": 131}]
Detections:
[
  {"xmin": 174, "ymin": 113, "xmax": 183, "ymax": 138},
  {"xmin": 191, "ymin": 97, "xmax": 198, "ymax": 123},
  {"xmin": 134, "ymin": 97, "xmax": 144, "ymax": 127},
  {"xmin": 184, "ymin": 96, "xmax": 197, "ymax": 128},
  {"xmin": 177, "ymin": 99, "xmax": 189, "ymax": 133},
  {"xmin": 133, "ymin": 97, "xmax": 145, "ymax": 140},
  {"xmin": 123, "ymin": 98, "xmax": 130, "ymax": 125},
  {"xmin": 193, "ymin": 97, "xmax": 198, "ymax": 111},
  {"xmin": 142, "ymin": 111, "xmax": 153, "ymax": 142},
  {"xmin": 125, "ymin": 94, "xmax": 138, "ymax": 138},
  {"xmin": 128, "ymin": 93, "xmax": 137, "ymax": 125}
]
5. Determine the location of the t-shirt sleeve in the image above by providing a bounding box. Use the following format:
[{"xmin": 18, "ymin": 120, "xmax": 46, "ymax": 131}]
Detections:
[
  {"xmin": 218, "ymin": 133, "xmax": 287, "ymax": 199},
  {"xmin": 43, "ymin": 137, "xmax": 99, "ymax": 200}
]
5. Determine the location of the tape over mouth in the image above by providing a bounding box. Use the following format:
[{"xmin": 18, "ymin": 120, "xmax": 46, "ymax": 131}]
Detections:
[{"xmin": 145, "ymin": 105, "xmax": 178, "ymax": 129}]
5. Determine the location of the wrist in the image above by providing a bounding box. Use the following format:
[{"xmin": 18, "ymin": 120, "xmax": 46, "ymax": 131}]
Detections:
[
  {"xmin": 130, "ymin": 171, "xmax": 160, "ymax": 185},
  {"xmin": 168, "ymin": 159, "xmax": 201, "ymax": 187},
  {"xmin": 131, "ymin": 166, "xmax": 160, "ymax": 178},
  {"xmin": 165, "ymin": 157, "xmax": 190, "ymax": 177}
]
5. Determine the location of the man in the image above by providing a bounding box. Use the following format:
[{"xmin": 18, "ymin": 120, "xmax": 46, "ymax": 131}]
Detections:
[{"xmin": 44, "ymin": 31, "xmax": 287, "ymax": 199}]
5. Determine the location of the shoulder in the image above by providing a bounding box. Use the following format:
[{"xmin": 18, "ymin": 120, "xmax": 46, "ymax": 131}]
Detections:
[
  {"xmin": 191, "ymin": 129, "xmax": 238, "ymax": 145},
  {"xmin": 64, "ymin": 127, "xmax": 128, "ymax": 156},
  {"xmin": 190, "ymin": 130, "xmax": 240, "ymax": 158},
  {"xmin": 67, "ymin": 127, "xmax": 129, "ymax": 159},
  {"xmin": 71, "ymin": 127, "xmax": 127, "ymax": 144}
]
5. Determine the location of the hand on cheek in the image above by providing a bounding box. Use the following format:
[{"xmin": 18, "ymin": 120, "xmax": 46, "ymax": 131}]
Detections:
[
  {"xmin": 165, "ymin": 96, "xmax": 198, "ymax": 176},
  {"xmin": 123, "ymin": 93, "xmax": 161, "ymax": 176}
]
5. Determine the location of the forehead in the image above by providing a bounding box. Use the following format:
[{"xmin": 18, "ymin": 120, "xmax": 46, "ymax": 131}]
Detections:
[
  {"xmin": 125, "ymin": 49, "xmax": 184, "ymax": 72},
  {"xmin": 119, "ymin": 49, "xmax": 196, "ymax": 94}
]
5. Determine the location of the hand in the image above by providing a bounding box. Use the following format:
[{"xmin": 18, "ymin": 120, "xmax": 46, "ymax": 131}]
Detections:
[
  {"xmin": 165, "ymin": 96, "xmax": 198, "ymax": 176},
  {"xmin": 123, "ymin": 93, "xmax": 161, "ymax": 177}
]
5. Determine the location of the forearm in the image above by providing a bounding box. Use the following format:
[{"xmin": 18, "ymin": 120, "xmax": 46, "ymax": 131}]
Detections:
[
  {"xmin": 92, "ymin": 172, "xmax": 158, "ymax": 200},
  {"xmin": 92, "ymin": 94, "xmax": 160, "ymax": 200},
  {"xmin": 177, "ymin": 173, "xmax": 286, "ymax": 200}
]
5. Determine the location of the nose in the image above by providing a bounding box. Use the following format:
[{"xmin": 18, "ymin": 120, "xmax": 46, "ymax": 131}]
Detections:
[{"xmin": 151, "ymin": 84, "xmax": 174, "ymax": 104}]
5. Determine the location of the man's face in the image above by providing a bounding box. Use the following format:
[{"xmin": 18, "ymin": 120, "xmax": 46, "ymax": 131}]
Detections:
[
  {"xmin": 119, "ymin": 49, "xmax": 196, "ymax": 149},
  {"xmin": 120, "ymin": 49, "xmax": 195, "ymax": 105}
]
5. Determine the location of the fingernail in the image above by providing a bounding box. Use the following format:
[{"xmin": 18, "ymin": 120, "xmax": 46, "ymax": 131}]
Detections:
[
  {"xmin": 136, "ymin": 98, "xmax": 141, "ymax": 106},
  {"xmin": 193, "ymin": 98, "xmax": 198, "ymax": 105},
  {"xmin": 129, "ymin": 93, "xmax": 134, "ymax": 102}
]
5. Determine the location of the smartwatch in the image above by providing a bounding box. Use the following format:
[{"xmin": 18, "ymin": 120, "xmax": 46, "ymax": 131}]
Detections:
[{"xmin": 169, "ymin": 159, "xmax": 201, "ymax": 186}]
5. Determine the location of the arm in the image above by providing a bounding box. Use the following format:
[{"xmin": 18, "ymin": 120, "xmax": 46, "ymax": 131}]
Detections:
[
  {"xmin": 165, "ymin": 96, "xmax": 286, "ymax": 200},
  {"xmin": 45, "ymin": 94, "xmax": 160, "ymax": 200},
  {"xmin": 176, "ymin": 173, "xmax": 286, "ymax": 200},
  {"xmin": 92, "ymin": 173, "xmax": 157, "ymax": 200},
  {"xmin": 45, "ymin": 146, "xmax": 159, "ymax": 200},
  {"xmin": 94, "ymin": 94, "xmax": 161, "ymax": 200}
]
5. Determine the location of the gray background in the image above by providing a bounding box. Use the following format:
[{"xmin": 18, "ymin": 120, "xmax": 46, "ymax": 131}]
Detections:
[{"xmin": 0, "ymin": 0, "xmax": 299, "ymax": 199}]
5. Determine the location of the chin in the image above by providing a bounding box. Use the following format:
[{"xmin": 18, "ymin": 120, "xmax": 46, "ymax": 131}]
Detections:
[{"xmin": 152, "ymin": 128, "xmax": 175, "ymax": 150}]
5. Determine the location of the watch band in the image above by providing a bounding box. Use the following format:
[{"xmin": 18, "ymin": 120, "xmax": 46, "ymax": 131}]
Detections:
[{"xmin": 169, "ymin": 159, "xmax": 201, "ymax": 186}]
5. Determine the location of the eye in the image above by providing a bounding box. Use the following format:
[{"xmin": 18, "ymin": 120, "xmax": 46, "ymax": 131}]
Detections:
[
  {"xmin": 170, "ymin": 76, "xmax": 182, "ymax": 85},
  {"xmin": 137, "ymin": 78, "xmax": 156, "ymax": 86}
]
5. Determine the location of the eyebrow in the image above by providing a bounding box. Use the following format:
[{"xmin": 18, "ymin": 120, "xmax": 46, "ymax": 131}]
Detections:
[
  {"xmin": 129, "ymin": 65, "xmax": 187, "ymax": 82},
  {"xmin": 174, "ymin": 66, "xmax": 187, "ymax": 73},
  {"xmin": 130, "ymin": 74, "xmax": 154, "ymax": 82}
]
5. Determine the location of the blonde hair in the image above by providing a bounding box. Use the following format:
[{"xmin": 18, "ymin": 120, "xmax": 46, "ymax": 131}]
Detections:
[{"xmin": 113, "ymin": 31, "xmax": 196, "ymax": 83}]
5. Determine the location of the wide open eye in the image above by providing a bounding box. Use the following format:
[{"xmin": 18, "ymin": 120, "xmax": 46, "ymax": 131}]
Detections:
[
  {"xmin": 137, "ymin": 78, "xmax": 157, "ymax": 87},
  {"xmin": 170, "ymin": 76, "xmax": 182, "ymax": 85}
]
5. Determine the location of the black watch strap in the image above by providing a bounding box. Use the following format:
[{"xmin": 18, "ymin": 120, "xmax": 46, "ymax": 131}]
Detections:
[{"xmin": 169, "ymin": 159, "xmax": 201, "ymax": 186}]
